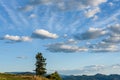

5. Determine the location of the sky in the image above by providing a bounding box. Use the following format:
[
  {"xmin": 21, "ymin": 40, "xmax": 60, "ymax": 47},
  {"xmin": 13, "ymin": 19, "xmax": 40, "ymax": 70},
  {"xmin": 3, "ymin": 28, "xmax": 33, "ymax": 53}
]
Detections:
[{"xmin": 0, "ymin": 0, "xmax": 120, "ymax": 75}]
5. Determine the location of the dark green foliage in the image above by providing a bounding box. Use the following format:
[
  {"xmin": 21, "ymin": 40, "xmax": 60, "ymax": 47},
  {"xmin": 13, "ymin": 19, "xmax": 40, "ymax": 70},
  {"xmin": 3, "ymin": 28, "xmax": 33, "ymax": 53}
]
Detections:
[
  {"xmin": 35, "ymin": 52, "xmax": 46, "ymax": 76},
  {"xmin": 47, "ymin": 71, "xmax": 62, "ymax": 80}
]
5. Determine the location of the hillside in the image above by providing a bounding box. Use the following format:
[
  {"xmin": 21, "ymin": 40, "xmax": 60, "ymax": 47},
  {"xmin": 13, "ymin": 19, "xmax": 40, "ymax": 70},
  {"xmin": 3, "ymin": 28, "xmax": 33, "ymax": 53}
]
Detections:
[
  {"xmin": 63, "ymin": 74, "xmax": 120, "ymax": 80},
  {"xmin": 0, "ymin": 73, "xmax": 49, "ymax": 80}
]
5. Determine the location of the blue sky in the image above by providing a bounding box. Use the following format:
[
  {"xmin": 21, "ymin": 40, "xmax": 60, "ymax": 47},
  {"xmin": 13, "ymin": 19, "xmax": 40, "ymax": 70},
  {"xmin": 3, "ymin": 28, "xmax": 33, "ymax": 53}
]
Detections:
[{"xmin": 0, "ymin": 0, "xmax": 120, "ymax": 75}]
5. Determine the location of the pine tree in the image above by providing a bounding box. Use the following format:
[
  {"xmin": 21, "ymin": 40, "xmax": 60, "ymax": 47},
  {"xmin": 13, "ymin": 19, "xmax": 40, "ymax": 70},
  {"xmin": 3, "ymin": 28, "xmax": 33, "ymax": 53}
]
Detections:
[{"xmin": 35, "ymin": 52, "xmax": 46, "ymax": 76}]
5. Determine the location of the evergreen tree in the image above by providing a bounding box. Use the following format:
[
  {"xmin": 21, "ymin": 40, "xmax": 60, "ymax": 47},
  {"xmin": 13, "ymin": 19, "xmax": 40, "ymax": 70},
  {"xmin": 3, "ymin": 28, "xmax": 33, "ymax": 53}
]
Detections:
[{"xmin": 35, "ymin": 52, "xmax": 46, "ymax": 76}]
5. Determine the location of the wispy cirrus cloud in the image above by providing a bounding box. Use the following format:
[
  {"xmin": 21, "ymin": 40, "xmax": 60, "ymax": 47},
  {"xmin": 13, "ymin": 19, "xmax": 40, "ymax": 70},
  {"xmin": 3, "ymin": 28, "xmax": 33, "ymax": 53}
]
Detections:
[
  {"xmin": 20, "ymin": 0, "xmax": 107, "ymax": 18},
  {"xmin": 29, "ymin": 0, "xmax": 107, "ymax": 9}
]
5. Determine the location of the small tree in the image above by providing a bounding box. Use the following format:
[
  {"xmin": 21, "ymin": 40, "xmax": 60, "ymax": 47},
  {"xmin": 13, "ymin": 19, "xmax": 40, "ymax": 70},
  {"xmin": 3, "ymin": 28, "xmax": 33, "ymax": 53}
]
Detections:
[
  {"xmin": 35, "ymin": 52, "xmax": 46, "ymax": 76},
  {"xmin": 46, "ymin": 71, "xmax": 62, "ymax": 80}
]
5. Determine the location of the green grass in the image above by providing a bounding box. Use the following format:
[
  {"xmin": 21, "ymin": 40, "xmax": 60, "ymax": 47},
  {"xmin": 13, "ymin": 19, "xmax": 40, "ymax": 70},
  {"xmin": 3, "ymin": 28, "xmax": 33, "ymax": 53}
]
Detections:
[{"xmin": 0, "ymin": 73, "xmax": 49, "ymax": 80}]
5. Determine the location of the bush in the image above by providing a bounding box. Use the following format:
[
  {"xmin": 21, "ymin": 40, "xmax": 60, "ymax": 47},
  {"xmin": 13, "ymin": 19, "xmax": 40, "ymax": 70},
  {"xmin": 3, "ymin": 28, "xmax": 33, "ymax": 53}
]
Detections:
[{"xmin": 46, "ymin": 71, "xmax": 62, "ymax": 80}]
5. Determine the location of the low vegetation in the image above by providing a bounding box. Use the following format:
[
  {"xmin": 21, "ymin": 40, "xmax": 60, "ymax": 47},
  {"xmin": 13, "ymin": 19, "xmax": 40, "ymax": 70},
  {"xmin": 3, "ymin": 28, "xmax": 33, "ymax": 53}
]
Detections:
[{"xmin": 0, "ymin": 73, "xmax": 49, "ymax": 80}]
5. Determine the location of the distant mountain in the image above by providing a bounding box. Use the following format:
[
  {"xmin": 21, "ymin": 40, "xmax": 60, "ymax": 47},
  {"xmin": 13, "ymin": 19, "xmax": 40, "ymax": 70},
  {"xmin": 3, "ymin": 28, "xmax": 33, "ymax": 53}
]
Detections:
[{"xmin": 62, "ymin": 74, "xmax": 120, "ymax": 80}]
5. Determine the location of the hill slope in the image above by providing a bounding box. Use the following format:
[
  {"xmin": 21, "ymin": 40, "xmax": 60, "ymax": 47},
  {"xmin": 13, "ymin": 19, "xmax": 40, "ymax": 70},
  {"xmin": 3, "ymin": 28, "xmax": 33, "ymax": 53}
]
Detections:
[
  {"xmin": 0, "ymin": 73, "xmax": 49, "ymax": 80},
  {"xmin": 63, "ymin": 74, "xmax": 120, "ymax": 80}
]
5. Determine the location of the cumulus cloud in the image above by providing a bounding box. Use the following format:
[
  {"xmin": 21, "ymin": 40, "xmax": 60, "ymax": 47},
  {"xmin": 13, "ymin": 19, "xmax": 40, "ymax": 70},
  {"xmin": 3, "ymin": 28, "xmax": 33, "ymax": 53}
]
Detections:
[
  {"xmin": 31, "ymin": 29, "xmax": 58, "ymax": 39},
  {"xmin": 85, "ymin": 7, "xmax": 100, "ymax": 18},
  {"xmin": 45, "ymin": 24, "xmax": 119, "ymax": 53},
  {"xmin": 1, "ymin": 34, "xmax": 32, "ymax": 43},
  {"xmin": 108, "ymin": 24, "xmax": 120, "ymax": 34},
  {"xmin": 84, "ymin": 24, "xmax": 120, "ymax": 53},
  {"xmin": 103, "ymin": 24, "xmax": 120, "ymax": 44},
  {"xmin": 103, "ymin": 36, "xmax": 120, "ymax": 44},
  {"xmin": 46, "ymin": 42, "xmax": 88, "ymax": 53},
  {"xmin": 74, "ymin": 27, "xmax": 107, "ymax": 40},
  {"xmin": 46, "ymin": 23, "xmax": 119, "ymax": 53},
  {"xmin": 89, "ymin": 42, "xmax": 119, "ymax": 52}
]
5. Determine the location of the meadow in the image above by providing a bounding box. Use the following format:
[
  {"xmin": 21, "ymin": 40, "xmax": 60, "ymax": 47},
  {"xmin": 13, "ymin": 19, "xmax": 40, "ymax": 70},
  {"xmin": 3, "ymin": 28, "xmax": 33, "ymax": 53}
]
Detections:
[{"xmin": 0, "ymin": 73, "xmax": 49, "ymax": 80}]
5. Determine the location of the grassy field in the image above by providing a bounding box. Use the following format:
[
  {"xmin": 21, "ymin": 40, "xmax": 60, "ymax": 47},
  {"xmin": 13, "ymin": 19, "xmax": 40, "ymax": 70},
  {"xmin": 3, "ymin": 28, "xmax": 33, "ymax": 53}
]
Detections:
[{"xmin": 0, "ymin": 73, "xmax": 49, "ymax": 80}]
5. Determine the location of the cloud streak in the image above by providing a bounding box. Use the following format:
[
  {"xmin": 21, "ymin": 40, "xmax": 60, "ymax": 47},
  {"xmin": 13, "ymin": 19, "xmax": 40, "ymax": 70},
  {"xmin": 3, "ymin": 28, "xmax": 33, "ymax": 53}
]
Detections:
[
  {"xmin": 16, "ymin": 56, "xmax": 27, "ymax": 59},
  {"xmin": 20, "ymin": 0, "xmax": 107, "ymax": 19}
]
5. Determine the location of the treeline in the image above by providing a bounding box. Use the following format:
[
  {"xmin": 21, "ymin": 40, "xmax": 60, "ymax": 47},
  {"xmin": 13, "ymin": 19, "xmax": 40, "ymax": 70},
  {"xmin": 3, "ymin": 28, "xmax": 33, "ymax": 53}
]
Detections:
[{"xmin": 63, "ymin": 74, "xmax": 120, "ymax": 80}]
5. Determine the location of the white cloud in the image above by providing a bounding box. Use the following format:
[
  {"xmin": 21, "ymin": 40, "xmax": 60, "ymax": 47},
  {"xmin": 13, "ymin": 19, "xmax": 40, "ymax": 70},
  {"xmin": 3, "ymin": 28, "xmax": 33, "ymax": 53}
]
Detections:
[
  {"xmin": 89, "ymin": 41, "xmax": 119, "ymax": 52},
  {"xmin": 112, "ymin": 64, "xmax": 120, "ymax": 69},
  {"xmin": 19, "ymin": 5, "xmax": 34, "ymax": 12},
  {"xmin": 3, "ymin": 34, "xmax": 32, "ymax": 42},
  {"xmin": 103, "ymin": 24, "xmax": 120, "ymax": 44},
  {"xmin": 74, "ymin": 27, "xmax": 107, "ymax": 40},
  {"xmin": 46, "ymin": 42, "xmax": 88, "ymax": 53},
  {"xmin": 59, "ymin": 64, "xmax": 105, "ymax": 75},
  {"xmin": 63, "ymin": 34, "xmax": 68, "ymax": 38},
  {"xmin": 21, "ymin": 36, "xmax": 32, "ymax": 42},
  {"xmin": 59, "ymin": 63, "xmax": 120, "ymax": 75},
  {"xmin": 85, "ymin": 7, "xmax": 100, "ymax": 18},
  {"xmin": 109, "ymin": 24, "xmax": 120, "ymax": 34},
  {"xmin": 108, "ymin": 2, "xmax": 114, "ymax": 6},
  {"xmin": 29, "ymin": 14, "xmax": 37, "ymax": 18},
  {"xmin": 84, "ymin": 65, "xmax": 105, "ymax": 71},
  {"xmin": 16, "ymin": 56, "xmax": 27, "ymax": 59},
  {"xmin": 4, "ymin": 34, "xmax": 20, "ymax": 41},
  {"xmin": 31, "ymin": 29, "xmax": 58, "ymax": 39},
  {"xmin": 83, "ymin": 0, "xmax": 107, "ymax": 7},
  {"xmin": 103, "ymin": 36, "xmax": 120, "ymax": 44},
  {"xmin": 66, "ymin": 39, "xmax": 78, "ymax": 44}
]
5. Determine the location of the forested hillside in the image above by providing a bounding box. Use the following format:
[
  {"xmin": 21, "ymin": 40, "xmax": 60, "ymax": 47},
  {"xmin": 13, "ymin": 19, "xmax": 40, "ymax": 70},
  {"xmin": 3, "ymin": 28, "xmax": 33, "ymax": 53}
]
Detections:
[{"xmin": 63, "ymin": 74, "xmax": 120, "ymax": 80}]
